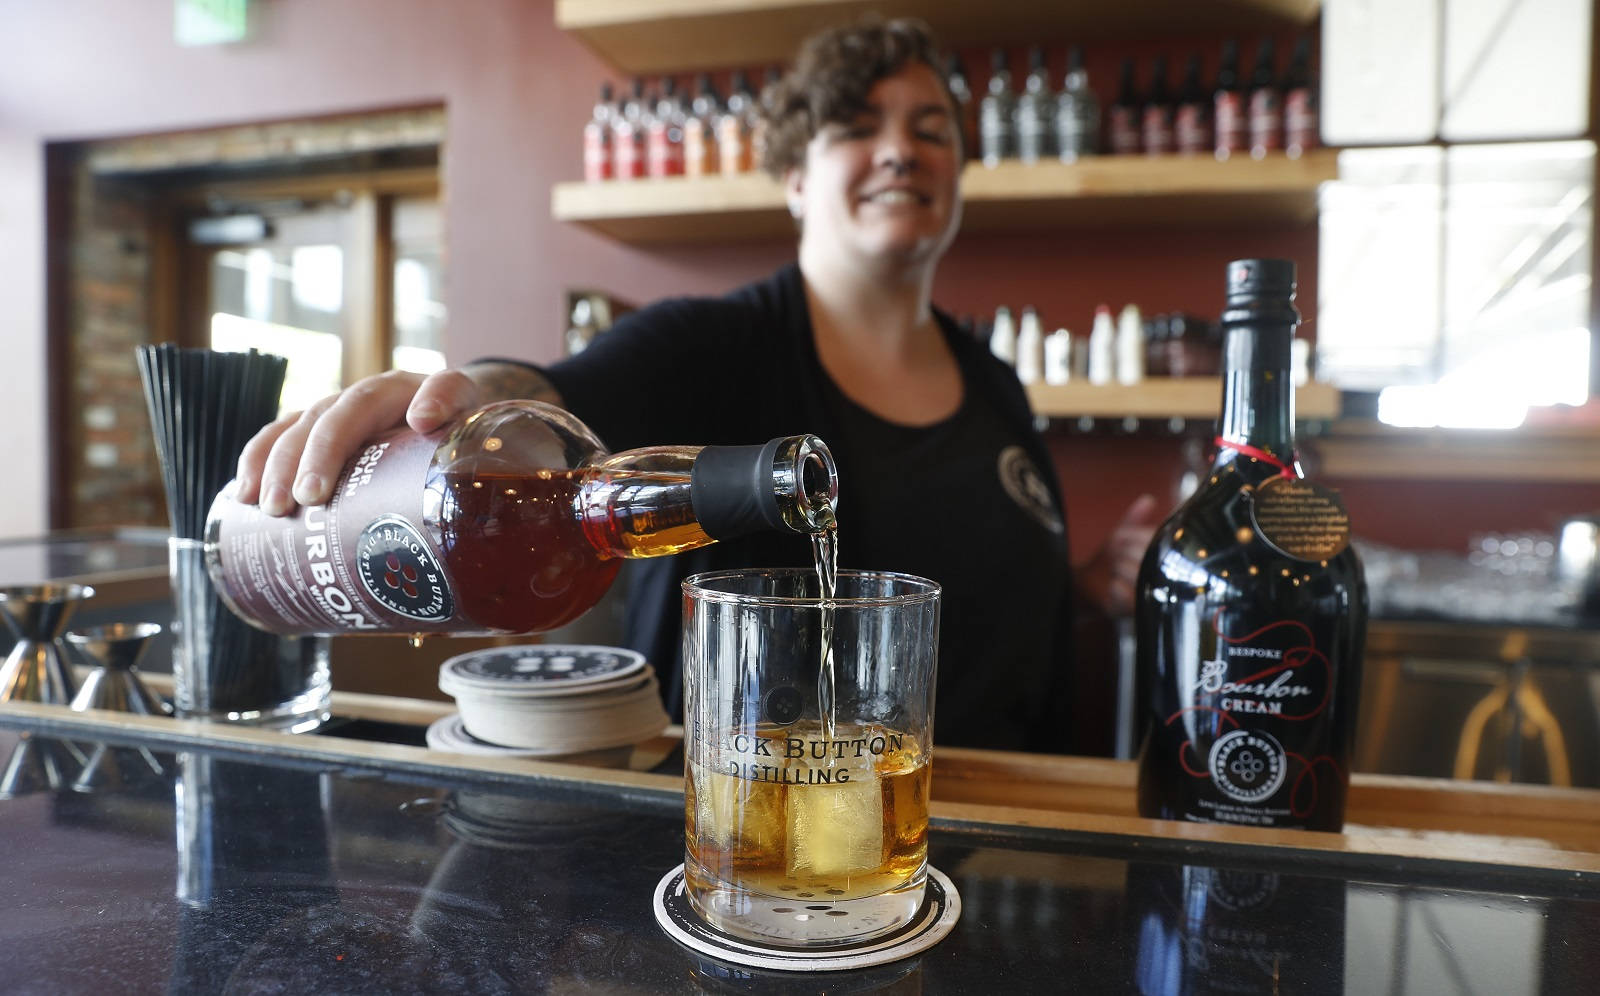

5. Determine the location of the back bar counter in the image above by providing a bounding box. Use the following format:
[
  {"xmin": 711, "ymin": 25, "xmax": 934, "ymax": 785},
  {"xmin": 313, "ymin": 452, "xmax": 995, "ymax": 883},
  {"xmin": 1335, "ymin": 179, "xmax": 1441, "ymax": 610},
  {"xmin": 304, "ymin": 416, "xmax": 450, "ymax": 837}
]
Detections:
[{"xmin": 0, "ymin": 692, "xmax": 1595, "ymax": 994}]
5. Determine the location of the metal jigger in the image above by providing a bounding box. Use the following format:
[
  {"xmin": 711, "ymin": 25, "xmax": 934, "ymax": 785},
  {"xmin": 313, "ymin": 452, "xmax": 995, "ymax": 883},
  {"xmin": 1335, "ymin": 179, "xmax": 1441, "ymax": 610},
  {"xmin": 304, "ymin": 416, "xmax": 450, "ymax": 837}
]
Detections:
[
  {"xmin": 66, "ymin": 622, "xmax": 169, "ymax": 792},
  {"xmin": 0, "ymin": 584, "xmax": 94, "ymax": 798},
  {"xmin": 0, "ymin": 583, "xmax": 95, "ymax": 705}
]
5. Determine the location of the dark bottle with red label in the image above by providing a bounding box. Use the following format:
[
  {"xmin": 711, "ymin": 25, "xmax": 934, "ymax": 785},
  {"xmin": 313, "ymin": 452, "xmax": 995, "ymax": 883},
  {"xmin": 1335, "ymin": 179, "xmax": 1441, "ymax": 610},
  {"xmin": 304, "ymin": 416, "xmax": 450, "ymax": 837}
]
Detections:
[
  {"xmin": 1174, "ymin": 53, "xmax": 1213, "ymax": 155},
  {"xmin": 204, "ymin": 402, "xmax": 838, "ymax": 636},
  {"xmin": 1134, "ymin": 259, "xmax": 1366, "ymax": 832},
  {"xmin": 1109, "ymin": 58, "xmax": 1142, "ymax": 155},
  {"xmin": 1283, "ymin": 35, "xmax": 1319, "ymax": 158},
  {"xmin": 1247, "ymin": 38, "xmax": 1281, "ymax": 158},
  {"xmin": 1213, "ymin": 39, "xmax": 1244, "ymax": 160},
  {"xmin": 1140, "ymin": 55, "xmax": 1173, "ymax": 156}
]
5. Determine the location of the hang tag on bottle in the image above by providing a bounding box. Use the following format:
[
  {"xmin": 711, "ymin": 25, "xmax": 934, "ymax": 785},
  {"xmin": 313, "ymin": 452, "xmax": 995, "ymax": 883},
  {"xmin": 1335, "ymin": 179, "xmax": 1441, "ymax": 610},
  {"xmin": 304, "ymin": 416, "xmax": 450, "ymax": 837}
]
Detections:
[{"xmin": 1247, "ymin": 478, "xmax": 1351, "ymax": 561}]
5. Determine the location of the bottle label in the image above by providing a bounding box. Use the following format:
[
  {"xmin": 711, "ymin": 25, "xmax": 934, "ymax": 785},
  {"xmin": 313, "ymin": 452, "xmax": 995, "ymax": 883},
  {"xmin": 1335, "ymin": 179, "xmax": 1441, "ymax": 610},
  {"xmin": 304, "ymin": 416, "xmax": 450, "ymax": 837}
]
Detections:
[
  {"xmin": 1175, "ymin": 104, "xmax": 1211, "ymax": 154},
  {"xmin": 1249, "ymin": 90, "xmax": 1281, "ymax": 151},
  {"xmin": 1249, "ymin": 478, "xmax": 1351, "ymax": 561},
  {"xmin": 209, "ymin": 431, "xmax": 461, "ymax": 634},
  {"xmin": 717, "ymin": 117, "xmax": 750, "ymax": 173},
  {"xmin": 1215, "ymin": 92, "xmax": 1244, "ymax": 155},
  {"xmin": 1285, "ymin": 88, "xmax": 1318, "ymax": 152},
  {"xmin": 647, "ymin": 121, "xmax": 685, "ymax": 178},
  {"xmin": 614, "ymin": 126, "xmax": 645, "ymax": 179},
  {"xmin": 583, "ymin": 122, "xmax": 612, "ymax": 182},
  {"xmin": 1141, "ymin": 107, "xmax": 1173, "ymax": 155},
  {"xmin": 1156, "ymin": 608, "xmax": 1343, "ymax": 827},
  {"xmin": 1109, "ymin": 106, "xmax": 1140, "ymax": 155},
  {"xmin": 684, "ymin": 118, "xmax": 715, "ymax": 176}
]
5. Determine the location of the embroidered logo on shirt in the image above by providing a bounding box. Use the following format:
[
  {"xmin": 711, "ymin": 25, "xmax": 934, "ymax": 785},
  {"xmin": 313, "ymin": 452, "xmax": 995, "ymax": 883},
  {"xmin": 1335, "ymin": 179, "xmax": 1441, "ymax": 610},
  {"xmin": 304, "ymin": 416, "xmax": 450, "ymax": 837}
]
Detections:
[{"xmin": 997, "ymin": 446, "xmax": 1064, "ymax": 535}]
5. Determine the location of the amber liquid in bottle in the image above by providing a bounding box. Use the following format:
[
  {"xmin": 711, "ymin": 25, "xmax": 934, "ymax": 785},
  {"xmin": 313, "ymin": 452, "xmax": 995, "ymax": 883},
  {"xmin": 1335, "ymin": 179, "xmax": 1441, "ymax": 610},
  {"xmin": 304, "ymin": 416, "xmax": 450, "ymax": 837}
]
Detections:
[{"xmin": 1134, "ymin": 260, "xmax": 1366, "ymax": 832}]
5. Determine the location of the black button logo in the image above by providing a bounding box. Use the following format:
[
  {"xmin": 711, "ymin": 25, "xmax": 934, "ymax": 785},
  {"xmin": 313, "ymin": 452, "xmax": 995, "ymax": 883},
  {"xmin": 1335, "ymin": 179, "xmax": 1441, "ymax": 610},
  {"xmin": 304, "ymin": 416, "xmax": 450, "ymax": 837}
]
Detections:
[
  {"xmin": 356, "ymin": 514, "xmax": 454, "ymax": 622},
  {"xmin": 765, "ymin": 685, "xmax": 803, "ymax": 725}
]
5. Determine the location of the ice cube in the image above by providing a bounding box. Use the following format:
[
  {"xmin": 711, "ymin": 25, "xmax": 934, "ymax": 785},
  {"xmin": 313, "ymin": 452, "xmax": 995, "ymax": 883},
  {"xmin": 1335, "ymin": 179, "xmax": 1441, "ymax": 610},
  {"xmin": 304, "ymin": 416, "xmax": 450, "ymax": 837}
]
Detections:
[
  {"xmin": 785, "ymin": 755, "xmax": 884, "ymax": 880},
  {"xmin": 692, "ymin": 762, "xmax": 784, "ymax": 854}
]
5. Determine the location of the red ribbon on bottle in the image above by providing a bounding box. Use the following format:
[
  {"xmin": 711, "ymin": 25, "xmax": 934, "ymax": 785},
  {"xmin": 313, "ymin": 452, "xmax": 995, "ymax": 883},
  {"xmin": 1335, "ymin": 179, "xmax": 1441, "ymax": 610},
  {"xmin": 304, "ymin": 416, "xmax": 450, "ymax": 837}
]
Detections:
[{"xmin": 1214, "ymin": 436, "xmax": 1297, "ymax": 479}]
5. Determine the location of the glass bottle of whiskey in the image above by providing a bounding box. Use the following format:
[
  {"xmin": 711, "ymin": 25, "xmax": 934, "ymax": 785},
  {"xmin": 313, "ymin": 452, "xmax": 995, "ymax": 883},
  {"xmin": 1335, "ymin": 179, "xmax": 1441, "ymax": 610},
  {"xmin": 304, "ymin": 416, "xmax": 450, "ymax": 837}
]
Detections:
[{"xmin": 205, "ymin": 401, "xmax": 837, "ymax": 635}]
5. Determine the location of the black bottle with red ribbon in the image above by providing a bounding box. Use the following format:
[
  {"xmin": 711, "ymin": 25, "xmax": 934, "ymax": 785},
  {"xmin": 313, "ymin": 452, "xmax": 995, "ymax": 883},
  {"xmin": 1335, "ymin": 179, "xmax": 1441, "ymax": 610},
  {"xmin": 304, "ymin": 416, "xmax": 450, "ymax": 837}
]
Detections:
[{"xmin": 1134, "ymin": 259, "xmax": 1367, "ymax": 832}]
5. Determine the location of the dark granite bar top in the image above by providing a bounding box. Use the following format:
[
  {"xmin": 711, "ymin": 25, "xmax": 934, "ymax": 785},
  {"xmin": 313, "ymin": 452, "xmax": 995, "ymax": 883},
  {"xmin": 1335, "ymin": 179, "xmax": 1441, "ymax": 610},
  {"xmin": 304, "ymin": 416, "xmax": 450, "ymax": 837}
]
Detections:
[{"xmin": 0, "ymin": 714, "xmax": 1595, "ymax": 994}]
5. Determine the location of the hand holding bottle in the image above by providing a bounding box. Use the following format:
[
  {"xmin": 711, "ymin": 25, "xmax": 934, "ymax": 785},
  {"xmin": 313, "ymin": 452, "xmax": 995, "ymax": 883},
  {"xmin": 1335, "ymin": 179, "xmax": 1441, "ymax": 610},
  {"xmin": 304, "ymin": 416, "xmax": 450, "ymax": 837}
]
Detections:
[{"xmin": 234, "ymin": 362, "xmax": 552, "ymax": 517}]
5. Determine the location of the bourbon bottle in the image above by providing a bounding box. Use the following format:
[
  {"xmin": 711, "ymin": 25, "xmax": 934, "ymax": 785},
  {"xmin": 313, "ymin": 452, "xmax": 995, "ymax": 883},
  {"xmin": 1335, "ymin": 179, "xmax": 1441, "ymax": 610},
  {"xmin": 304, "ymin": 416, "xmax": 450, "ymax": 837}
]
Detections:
[
  {"xmin": 205, "ymin": 402, "xmax": 838, "ymax": 636},
  {"xmin": 1134, "ymin": 260, "xmax": 1366, "ymax": 832}
]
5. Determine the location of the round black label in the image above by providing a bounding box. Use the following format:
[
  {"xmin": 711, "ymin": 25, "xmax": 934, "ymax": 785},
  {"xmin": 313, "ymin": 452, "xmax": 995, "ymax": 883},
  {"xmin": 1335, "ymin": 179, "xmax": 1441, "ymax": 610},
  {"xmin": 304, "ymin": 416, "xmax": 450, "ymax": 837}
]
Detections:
[
  {"xmin": 356, "ymin": 514, "xmax": 454, "ymax": 621},
  {"xmin": 1208, "ymin": 728, "xmax": 1287, "ymax": 804}
]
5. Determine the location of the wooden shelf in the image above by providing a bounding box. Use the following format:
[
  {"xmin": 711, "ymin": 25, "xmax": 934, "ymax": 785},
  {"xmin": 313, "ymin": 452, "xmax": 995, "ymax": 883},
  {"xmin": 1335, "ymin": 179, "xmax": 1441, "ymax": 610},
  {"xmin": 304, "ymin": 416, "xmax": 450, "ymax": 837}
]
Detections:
[
  {"xmin": 556, "ymin": 0, "xmax": 1322, "ymax": 74},
  {"xmin": 1026, "ymin": 378, "xmax": 1341, "ymax": 420},
  {"xmin": 551, "ymin": 150, "xmax": 1339, "ymax": 244},
  {"xmin": 1316, "ymin": 422, "xmax": 1600, "ymax": 483}
]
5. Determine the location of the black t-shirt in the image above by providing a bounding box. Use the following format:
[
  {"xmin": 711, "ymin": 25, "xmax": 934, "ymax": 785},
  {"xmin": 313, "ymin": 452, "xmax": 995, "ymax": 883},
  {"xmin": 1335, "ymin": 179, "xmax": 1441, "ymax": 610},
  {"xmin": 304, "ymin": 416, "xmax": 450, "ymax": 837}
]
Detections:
[{"xmin": 534, "ymin": 263, "xmax": 1077, "ymax": 752}]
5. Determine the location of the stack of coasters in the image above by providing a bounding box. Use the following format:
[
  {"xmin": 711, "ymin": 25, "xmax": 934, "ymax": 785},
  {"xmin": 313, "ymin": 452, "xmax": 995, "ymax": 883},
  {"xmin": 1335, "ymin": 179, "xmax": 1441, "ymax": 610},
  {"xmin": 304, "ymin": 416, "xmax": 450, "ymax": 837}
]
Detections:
[{"xmin": 434, "ymin": 644, "xmax": 669, "ymax": 756}]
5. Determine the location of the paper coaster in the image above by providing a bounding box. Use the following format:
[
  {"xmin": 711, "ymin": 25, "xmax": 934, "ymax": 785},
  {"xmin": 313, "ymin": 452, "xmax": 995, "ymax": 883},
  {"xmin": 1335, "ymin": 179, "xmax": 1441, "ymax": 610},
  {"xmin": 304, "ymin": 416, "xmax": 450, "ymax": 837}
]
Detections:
[
  {"xmin": 652, "ymin": 865, "xmax": 960, "ymax": 972},
  {"xmin": 425, "ymin": 714, "xmax": 634, "ymax": 763},
  {"xmin": 439, "ymin": 645, "xmax": 647, "ymax": 698}
]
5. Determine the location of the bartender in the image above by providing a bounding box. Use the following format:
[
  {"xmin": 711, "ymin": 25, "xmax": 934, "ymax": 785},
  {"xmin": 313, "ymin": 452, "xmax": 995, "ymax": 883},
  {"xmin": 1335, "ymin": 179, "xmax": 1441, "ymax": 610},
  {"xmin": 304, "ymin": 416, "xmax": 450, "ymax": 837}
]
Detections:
[{"xmin": 233, "ymin": 18, "xmax": 1157, "ymax": 754}]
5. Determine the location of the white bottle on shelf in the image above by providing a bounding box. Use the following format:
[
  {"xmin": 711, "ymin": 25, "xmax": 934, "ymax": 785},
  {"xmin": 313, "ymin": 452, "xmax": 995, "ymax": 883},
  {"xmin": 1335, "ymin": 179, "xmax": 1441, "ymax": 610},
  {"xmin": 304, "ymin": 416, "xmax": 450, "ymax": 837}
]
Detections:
[
  {"xmin": 1088, "ymin": 304, "xmax": 1115, "ymax": 385},
  {"xmin": 989, "ymin": 306, "xmax": 1017, "ymax": 366},
  {"xmin": 1015, "ymin": 307, "xmax": 1044, "ymax": 384},
  {"xmin": 1044, "ymin": 327, "xmax": 1072, "ymax": 384},
  {"xmin": 1116, "ymin": 302, "xmax": 1145, "ymax": 385}
]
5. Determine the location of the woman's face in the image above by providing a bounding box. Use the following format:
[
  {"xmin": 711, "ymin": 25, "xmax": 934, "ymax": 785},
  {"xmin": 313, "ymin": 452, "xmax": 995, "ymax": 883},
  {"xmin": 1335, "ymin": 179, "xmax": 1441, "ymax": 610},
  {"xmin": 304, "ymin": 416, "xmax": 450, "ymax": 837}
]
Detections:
[{"xmin": 788, "ymin": 62, "xmax": 963, "ymax": 272}]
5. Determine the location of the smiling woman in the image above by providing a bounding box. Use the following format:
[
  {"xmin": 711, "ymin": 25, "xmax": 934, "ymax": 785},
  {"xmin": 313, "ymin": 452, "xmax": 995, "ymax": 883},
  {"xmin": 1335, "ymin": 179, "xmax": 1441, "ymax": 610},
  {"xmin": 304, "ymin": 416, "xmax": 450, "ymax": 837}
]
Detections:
[{"xmin": 234, "ymin": 17, "xmax": 1157, "ymax": 755}]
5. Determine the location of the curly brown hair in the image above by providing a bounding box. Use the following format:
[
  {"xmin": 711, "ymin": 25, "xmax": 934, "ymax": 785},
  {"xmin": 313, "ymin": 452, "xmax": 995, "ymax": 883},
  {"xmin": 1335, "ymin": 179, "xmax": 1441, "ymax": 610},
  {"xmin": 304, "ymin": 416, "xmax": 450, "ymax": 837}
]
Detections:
[{"xmin": 758, "ymin": 17, "xmax": 963, "ymax": 178}]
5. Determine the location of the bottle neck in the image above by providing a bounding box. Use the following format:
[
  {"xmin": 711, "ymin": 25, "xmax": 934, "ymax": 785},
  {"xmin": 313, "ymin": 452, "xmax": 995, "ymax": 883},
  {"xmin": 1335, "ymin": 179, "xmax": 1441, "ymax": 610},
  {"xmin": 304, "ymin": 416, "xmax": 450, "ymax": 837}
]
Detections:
[
  {"xmin": 578, "ymin": 435, "xmax": 838, "ymax": 559},
  {"xmin": 1215, "ymin": 302, "xmax": 1298, "ymax": 475}
]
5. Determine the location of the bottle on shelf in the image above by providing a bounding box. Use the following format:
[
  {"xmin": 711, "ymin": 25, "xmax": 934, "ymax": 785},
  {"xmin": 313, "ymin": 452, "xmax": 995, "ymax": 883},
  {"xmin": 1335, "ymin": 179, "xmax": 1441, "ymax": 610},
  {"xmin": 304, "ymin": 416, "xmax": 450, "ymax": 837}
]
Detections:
[
  {"xmin": 613, "ymin": 78, "xmax": 648, "ymax": 180},
  {"xmin": 718, "ymin": 70, "xmax": 755, "ymax": 175},
  {"xmin": 1145, "ymin": 314, "xmax": 1170, "ymax": 378},
  {"xmin": 1283, "ymin": 36, "xmax": 1319, "ymax": 158},
  {"xmin": 646, "ymin": 77, "xmax": 686, "ymax": 178},
  {"xmin": 988, "ymin": 305, "xmax": 1018, "ymax": 365},
  {"xmin": 206, "ymin": 403, "xmax": 839, "ymax": 637},
  {"xmin": 1174, "ymin": 53, "xmax": 1213, "ymax": 156},
  {"xmin": 1054, "ymin": 45, "xmax": 1099, "ymax": 162},
  {"xmin": 946, "ymin": 54, "xmax": 976, "ymax": 158},
  {"xmin": 979, "ymin": 48, "xmax": 1016, "ymax": 167},
  {"xmin": 1135, "ymin": 259, "xmax": 1367, "ymax": 833},
  {"xmin": 1015, "ymin": 46, "xmax": 1056, "ymax": 164},
  {"xmin": 684, "ymin": 73, "xmax": 722, "ymax": 177},
  {"xmin": 1248, "ymin": 38, "xmax": 1282, "ymax": 159},
  {"xmin": 1015, "ymin": 306, "xmax": 1045, "ymax": 384},
  {"xmin": 1140, "ymin": 55, "xmax": 1174, "ymax": 157},
  {"xmin": 1214, "ymin": 39, "xmax": 1245, "ymax": 160},
  {"xmin": 582, "ymin": 81, "xmax": 615, "ymax": 183},
  {"xmin": 1108, "ymin": 58, "xmax": 1142, "ymax": 156},
  {"xmin": 751, "ymin": 67, "xmax": 780, "ymax": 167},
  {"xmin": 1044, "ymin": 327, "xmax": 1073, "ymax": 385},
  {"xmin": 1116, "ymin": 302, "xmax": 1145, "ymax": 384},
  {"xmin": 1165, "ymin": 313, "xmax": 1222, "ymax": 377},
  {"xmin": 1087, "ymin": 304, "xmax": 1116, "ymax": 385}
]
